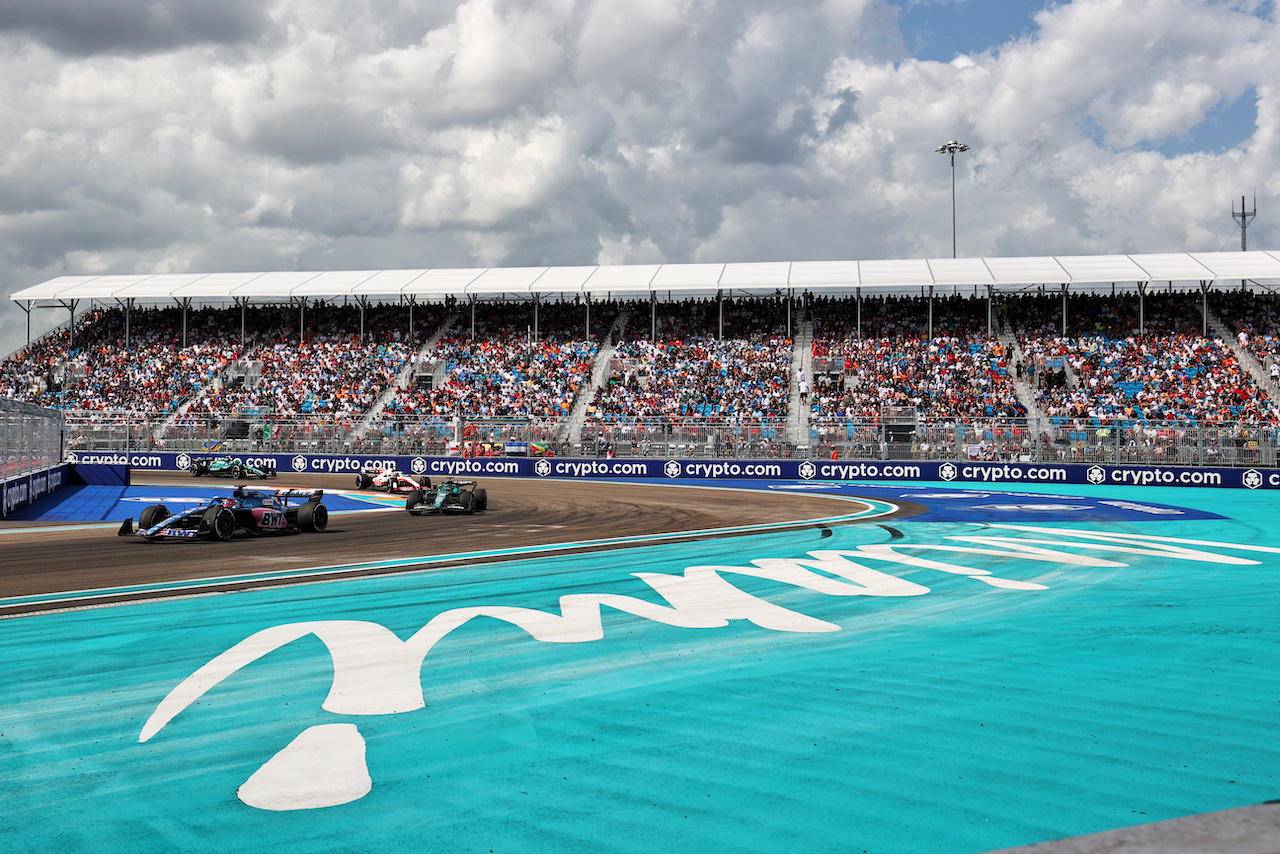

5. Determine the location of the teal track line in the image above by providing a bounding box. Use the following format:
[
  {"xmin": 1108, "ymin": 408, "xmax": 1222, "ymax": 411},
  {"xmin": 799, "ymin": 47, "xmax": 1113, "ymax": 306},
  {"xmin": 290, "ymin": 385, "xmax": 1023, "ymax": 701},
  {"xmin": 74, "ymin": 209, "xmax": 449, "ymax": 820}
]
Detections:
[{"xmin": 1, "ymin": 484, "xmax": 1277, "ymax": 854}]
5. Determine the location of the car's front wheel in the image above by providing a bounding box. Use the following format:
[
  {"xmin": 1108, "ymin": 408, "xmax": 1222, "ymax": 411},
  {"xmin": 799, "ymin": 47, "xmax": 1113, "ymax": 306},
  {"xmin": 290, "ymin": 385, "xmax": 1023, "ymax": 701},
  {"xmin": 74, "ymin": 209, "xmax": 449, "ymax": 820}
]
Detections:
[
  {"xmin": 406, "ymin": 489, "xmax": 424, "ymax": 515},
  {"xmin": 138, "ymin": 503, "xmax": 170, "ymax": 530},
  {"xmin": 203, "ymin": 506, "xmax": 235, "ymax": 541}
]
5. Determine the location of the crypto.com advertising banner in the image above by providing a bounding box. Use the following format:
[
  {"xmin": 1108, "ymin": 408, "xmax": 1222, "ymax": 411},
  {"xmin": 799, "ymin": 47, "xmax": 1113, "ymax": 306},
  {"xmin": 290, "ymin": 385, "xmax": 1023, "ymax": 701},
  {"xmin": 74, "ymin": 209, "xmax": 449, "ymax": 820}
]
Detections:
[
  {"xmin": 61, "ymin": 450, "xmax": 1280, "ymax": 490},
  {"xmin": 0, "ymin": 465, "xmax": 69, "ymax": 518}
]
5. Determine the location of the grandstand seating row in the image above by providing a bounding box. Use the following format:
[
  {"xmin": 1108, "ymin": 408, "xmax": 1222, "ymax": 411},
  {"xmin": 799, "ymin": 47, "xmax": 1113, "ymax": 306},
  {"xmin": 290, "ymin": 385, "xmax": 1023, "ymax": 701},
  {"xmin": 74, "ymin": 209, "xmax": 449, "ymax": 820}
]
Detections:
[{"xmin": 4, "ymin": 292, "xmax": 1280, "ymax": 435}]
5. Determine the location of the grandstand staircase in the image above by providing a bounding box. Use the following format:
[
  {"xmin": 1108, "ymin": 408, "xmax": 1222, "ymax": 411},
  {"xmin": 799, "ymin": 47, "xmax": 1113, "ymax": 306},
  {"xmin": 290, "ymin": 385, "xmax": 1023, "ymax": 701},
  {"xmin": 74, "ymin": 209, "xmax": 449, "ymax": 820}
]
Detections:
[
  {"xmin": 349, "ymin": 312, "xmax": 460, "ymax": 442},
  {"xmin": 786, "ymin": 308, "xmax": 812, "ymax": 449},
  {"xmin": 1206, "ymin": 309, "xmax": 1280, "ymax": 402},
  {"xmin": 152, "ymin": 342, "xmax": 269, "ymax": 440},
  {"xmin": 561, "ymin": 311, "xmax": 631, "ymax": 446},
  {"xmin": 999, "ymin": 328, "xmax": 1051, "ymax": 426}
]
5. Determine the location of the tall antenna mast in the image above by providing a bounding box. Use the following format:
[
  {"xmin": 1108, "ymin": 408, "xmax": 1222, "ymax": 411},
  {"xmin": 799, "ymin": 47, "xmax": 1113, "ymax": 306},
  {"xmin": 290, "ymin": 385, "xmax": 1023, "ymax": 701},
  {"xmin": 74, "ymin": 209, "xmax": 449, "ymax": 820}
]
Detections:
[{"xmin": 1232, "ymin": 192, "xmax": 1257, "ymax": 290}]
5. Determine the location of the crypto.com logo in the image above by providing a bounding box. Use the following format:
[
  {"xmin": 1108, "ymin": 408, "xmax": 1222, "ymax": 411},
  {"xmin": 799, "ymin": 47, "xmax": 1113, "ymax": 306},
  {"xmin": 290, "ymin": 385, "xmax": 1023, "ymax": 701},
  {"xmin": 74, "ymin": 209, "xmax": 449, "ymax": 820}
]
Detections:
[
  {"xmin": 136, "ymin": 526, "xmax": 1276, "ymax": 813},
  {"xmin": 534, "ymin": 459, "xmax": 552, "ymax": 477},
  {"xmin": 291, "ymin": 455, "xmax": 308, "ymax": 473},
  {"xmin": 663, "ymin": 460, "xmax": 681, "ymax": 478},
  {"xmin": 938, "ymin": 462, "xmax": 958, "ymax": 481},
  {"xmin": 1087, "ymin": 466, "xmax": 1107, "ymax": 485},
  {"xmin": 176, "ymin": 453, "xmax": 192, "ymax": 470}
]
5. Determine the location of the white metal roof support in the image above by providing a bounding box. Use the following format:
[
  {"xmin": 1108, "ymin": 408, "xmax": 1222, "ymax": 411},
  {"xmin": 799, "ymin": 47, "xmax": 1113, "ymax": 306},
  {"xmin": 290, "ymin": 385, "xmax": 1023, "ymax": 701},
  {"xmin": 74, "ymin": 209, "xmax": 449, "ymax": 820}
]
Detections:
[
  {"xmin": 928, "ymin": 285, "xmax": 934, "ymax": 340},
  {"xmin": 1060, "ymin": 284, "xmax": 1069, "ymax": 336},
  {"xmin": 58, "ymin": 299, "xmax": 78, "ymax": 349},
  {"xmin": 1200, "ymin": 280, "xmax": 1210, "ymax": 336}
]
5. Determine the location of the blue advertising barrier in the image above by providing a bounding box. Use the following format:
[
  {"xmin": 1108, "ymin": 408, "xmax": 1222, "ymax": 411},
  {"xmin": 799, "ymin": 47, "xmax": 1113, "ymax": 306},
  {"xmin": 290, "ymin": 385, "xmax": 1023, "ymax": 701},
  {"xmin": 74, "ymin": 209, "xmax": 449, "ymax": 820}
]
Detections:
[
  {"xmin": 1, "ymin": 465, "xmax": 71, "ymax": 518},
  {"xmin": 60, "ymin": 449, "xmax": 1280, "ymax": 490},
  {"xmin": 72, "ymin": 463, "xmax": 131, "ymax": 486}
]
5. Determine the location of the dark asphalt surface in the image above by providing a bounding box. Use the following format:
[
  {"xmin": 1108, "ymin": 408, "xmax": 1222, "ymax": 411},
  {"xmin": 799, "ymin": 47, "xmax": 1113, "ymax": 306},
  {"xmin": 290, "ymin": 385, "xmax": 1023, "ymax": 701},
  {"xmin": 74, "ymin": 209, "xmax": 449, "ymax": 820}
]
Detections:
[{"xmin": 0, "ymin": 473, "xmax": 912, "ymax": 613}]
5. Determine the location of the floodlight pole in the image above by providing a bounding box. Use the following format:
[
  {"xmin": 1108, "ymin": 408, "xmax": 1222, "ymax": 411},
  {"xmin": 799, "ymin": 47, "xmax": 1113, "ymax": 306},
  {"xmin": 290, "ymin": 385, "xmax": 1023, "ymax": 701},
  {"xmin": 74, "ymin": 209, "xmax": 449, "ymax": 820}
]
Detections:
[
  {"xmin": 936, "ymin": 140, "xmax": 970, "ymax": 258},
  {"xmin": 1233, "ymin": 193, "xmax": 1256, "ymax": 290}
]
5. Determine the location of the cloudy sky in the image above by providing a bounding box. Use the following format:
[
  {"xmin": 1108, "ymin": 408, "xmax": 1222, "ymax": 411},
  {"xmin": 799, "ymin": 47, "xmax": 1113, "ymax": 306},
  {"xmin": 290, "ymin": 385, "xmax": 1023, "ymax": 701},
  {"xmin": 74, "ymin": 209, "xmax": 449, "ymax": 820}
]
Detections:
[{"xmin": 1, "ymin": 0, "xmax": 1276, "ymax": 352}]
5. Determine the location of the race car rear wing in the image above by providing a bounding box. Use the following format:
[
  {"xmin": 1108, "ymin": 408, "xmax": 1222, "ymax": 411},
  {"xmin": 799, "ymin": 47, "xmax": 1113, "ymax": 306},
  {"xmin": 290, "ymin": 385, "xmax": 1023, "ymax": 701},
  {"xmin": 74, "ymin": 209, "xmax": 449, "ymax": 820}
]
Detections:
[
  {"xmin": 275, "ymin": 488, "xmax": 324, "ymax": 501},
  {"xmin": 230, "ymin": 487, "xmax": 323, "ymax": 502}
]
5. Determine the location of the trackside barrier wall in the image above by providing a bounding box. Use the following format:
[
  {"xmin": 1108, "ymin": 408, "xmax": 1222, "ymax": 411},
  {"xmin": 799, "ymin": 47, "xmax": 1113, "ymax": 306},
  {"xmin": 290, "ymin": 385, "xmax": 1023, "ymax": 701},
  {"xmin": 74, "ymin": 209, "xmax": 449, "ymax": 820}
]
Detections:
[
  {"xmin": 66, "ymin": 451, "xmax": 1280, "ymax": 491},
  {"xmin": 1, "ymin": 464, "xmax": 71, "ymax": 518},
  {"xmin": 72, "ymin": 463, "xmax": 130, "ymax": 486},
  {"xmin": 0, "ymin": 401, "xmax": 69, "ymax": 517}
]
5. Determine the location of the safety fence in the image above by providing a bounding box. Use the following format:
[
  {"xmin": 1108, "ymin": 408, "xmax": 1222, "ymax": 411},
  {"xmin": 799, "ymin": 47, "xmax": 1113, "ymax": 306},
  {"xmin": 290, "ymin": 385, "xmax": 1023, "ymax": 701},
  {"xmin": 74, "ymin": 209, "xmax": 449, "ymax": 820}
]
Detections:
[
  {"xmin": 57, "ymin": 411, "xmax": 1280, "ymax": 469},
  {"xmin": 2, "ymin": 399, "xmax": 65, "ymax": 480}
]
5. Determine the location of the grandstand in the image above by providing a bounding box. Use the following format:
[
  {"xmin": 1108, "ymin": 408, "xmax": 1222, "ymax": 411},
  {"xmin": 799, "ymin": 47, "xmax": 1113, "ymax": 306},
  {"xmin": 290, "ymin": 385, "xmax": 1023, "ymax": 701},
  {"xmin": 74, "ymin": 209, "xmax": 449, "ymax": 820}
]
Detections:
[{"xmin": 7, "ymin": 252, "xmax": 1280, "ymax": 466}]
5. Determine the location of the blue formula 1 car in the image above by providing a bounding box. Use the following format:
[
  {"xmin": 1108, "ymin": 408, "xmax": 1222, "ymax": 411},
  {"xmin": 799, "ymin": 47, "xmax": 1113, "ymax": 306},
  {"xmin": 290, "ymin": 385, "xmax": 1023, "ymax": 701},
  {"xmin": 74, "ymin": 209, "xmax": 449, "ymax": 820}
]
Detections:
[
  {"xmin": 118, "ymin": 487, "xmax": 328, "ymax": 541},
  {"xmin": 405, "ymin": 479, "xmax": 488, "ymax": 515}
]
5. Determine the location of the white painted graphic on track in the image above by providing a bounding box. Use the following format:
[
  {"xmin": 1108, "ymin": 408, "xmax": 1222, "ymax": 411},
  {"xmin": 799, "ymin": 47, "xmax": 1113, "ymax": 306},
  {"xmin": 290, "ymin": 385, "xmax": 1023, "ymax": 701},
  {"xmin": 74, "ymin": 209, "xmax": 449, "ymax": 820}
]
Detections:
[{"xmin": 138, "ymin": 525, "xmax": 1280, "ymax": 812}]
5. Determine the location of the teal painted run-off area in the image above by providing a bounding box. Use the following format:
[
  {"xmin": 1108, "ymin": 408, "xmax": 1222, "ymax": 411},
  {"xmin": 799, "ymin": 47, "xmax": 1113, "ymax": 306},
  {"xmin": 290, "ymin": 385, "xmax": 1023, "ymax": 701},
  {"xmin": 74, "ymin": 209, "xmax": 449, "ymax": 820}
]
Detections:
[{"xmin": 1, "ymin": 482, "xmax": 1277, "ymax": 853}]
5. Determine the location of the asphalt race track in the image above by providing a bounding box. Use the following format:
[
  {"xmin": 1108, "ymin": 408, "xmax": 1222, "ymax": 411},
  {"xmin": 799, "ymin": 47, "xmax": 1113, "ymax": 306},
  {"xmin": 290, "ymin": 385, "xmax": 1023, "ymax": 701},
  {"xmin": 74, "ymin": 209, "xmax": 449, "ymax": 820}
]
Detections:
[{"xmin": 0, "ymin": 473, "xmax": 901, "ymax": 612}]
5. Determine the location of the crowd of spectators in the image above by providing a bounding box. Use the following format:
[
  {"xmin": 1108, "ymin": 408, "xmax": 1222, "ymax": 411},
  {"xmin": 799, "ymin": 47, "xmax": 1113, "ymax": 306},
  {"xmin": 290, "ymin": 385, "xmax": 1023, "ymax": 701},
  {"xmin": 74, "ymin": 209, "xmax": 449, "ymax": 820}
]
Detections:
[
  {"xmin": 1, "ymin": 301, "xmax": 434, "ymax": 417},
  {"xmin": 384, "ymin": 301, "xmax": 599, "ymax": 421},
  {"xmin": 1011, "ymin": 292, "xmax": 1278, "ymax": 425},
  {"xmin": 585, "ymin": 298, "xmax": 792, "ymax": 422},
  {"xmin": 0, "ymin": 306, "xmax": 242, "ymax": 411},
  {"xmin": 5, "ymin": 291, "xmax": 1280, "ymax": 434},
  {"xmin": 809, "ymin": 295, "xmax": 1024, "ymax": 419},
  {"xmin": 184, "ymin": 303, "xmax": 424, "ymax": 416},
  {"xmin": 1211, "ymin": 290, "xmax": 1280, "ymax": 370}
]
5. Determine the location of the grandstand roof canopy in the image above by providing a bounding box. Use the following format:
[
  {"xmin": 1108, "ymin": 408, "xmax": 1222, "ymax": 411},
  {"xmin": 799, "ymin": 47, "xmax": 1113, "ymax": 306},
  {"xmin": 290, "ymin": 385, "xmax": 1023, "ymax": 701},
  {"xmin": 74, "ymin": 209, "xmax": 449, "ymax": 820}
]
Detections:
[{"xmin": 12, "ymin": 251, "xmax": 1280, "ymax": 305}]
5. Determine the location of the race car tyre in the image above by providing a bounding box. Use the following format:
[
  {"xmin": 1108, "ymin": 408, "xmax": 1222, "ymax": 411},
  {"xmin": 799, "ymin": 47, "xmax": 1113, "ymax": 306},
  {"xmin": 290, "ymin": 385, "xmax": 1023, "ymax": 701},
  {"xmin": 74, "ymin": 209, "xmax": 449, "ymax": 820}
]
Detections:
[
  {"xmin": 138, "ymin": 504, "xmax": 170, "ymax": 529},
  {"xmin": 356, "ymin": 473, "xmax": 372, "ymax": 489},
  {"xmin": 203, "ymin": 506, "xmax": 236, "ymax": 541},
  {"xmin": 473, "ymin": 488, "xmax": 488, "ymax": 512},
  {"xmin": 298, "ymin": 501, "xmax": 328, "ymax": 532},
  {"xmin": 459, "ymin": 491, "xmax": 475, "ymax": 515},
  {"xmin": 190, "ymin": 467, "xmax": 202, "ymax": 477},
  {"xmin": 406, "ymin": 489, "xmax": 424, "ymax": 514}
]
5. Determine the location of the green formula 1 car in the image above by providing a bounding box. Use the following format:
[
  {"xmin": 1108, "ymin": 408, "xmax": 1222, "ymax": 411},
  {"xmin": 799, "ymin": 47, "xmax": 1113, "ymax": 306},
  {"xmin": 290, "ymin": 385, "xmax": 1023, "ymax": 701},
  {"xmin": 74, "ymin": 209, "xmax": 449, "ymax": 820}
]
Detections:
[
  {"xmin": 405, "ymin": 479, "xmax": 488, "ymax": 515},
  {"xmin": 189, "ymin": 456, "xmax": 277, "ymax": 479}
]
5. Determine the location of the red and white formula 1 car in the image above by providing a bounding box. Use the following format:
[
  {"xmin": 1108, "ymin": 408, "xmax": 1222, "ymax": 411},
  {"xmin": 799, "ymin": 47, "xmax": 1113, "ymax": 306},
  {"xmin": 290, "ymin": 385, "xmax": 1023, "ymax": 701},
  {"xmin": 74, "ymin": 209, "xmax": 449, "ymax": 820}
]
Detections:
[{"xmin": 354, "ymin": 467, "xmax": 430, "ymax": 493}]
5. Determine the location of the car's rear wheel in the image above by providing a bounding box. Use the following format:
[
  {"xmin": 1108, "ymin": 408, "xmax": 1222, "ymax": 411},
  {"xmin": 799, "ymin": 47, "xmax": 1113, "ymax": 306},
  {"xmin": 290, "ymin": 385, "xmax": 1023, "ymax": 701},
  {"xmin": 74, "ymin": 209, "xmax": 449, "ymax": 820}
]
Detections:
[
  {"xmin": 356, "ymin": 473, "xmax": 372, "ymax": 489},
  {"xmin": 203, "ymin": 506, "xmax": 235, "ymax": 541},
  {"xmin": 459, "ymin": 491, "xmax": 475, "ymax": 515},
  {"xmin": 298, "ymin": 501, "xmax": 328, "ymax": 532},
  {"xmin": 473, "ymin": 488, "xmax": 488, "ymax": 511},
  {"xmin": 138, "ymin": 504, "xmax": 170, "ymax": 529},
  {"xmin": 406, "ymin": 489, "xmax": 424, "ymax": 514}
]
